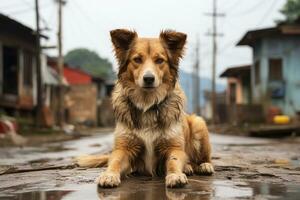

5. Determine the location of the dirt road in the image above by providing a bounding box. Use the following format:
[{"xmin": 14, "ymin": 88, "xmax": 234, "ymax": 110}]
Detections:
[{"xmin": 0, "ymin": 132, "xmax": 300, "ymax": 199}]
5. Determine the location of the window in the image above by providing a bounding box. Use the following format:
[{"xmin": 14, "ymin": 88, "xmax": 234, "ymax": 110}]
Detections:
[
  {"xmin": 269, "ymin": 58, "xmax": 283, "ymax": 81},
  {"xmin": 254, "ymin": 60, "xmax": 260, "ymax": 85},
  {"xmin": 3, "ymin": 46, "xmax": 18, "ymax": 95},
  {"xmin": 23, "ymin": 50, "xmax": 33, "ymax": 86}
]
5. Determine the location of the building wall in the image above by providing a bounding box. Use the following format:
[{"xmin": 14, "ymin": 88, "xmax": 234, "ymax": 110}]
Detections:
[
  {"xmin": 252, "ymin": 36, "xmax": 300, "ymax": 117},
  {"xmin": 226, "ymin": 78, "xmax": 243, "ymax": 104},
  {"xmin": 242, "ymin": 76, "xmax": 251, "ymax": 104},
  {"xmin": 67, "ymin": 84, "xmax": 97, "ymax": 125},
  {"xmin": 0, "ymin": 32, "xmax": 37, "ymax": 109},
  {"xmin": 0, "ymin": 42, "xmax": 2, "ymax": 95},
  {"xmin": 0, "ymin": 43, "xmax": 36, "ymax": 109}
]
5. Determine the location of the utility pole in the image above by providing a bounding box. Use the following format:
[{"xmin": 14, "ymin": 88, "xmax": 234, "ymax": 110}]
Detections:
[
  {"xmin": 205, "ymin": 0, "xmax": 224, "ymax": 124},
  {"xmin": 35, "ymin": 0, "xmax": 43, "ymax": 127},
  {"xmin": 192, "ymin": 36, "xmax": 201, "ymax": 116},
  {"xmin": 57, "ymin": 0, "xmax": 66, "ymax": 127}
]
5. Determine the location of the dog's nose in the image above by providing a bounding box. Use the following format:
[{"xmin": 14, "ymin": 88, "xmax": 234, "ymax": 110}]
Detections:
[{"xmin": 143, "ymin": 73, "xmax": 155, "ymax": 85}]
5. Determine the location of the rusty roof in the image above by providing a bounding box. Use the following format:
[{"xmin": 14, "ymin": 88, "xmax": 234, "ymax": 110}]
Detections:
[
  {"xmin": 220, "ymin": 65, "xmax": 251, "ymax": 78},
  {"xmin": 237, "ymin": 25, "xmax": 300, "ymax": 46},
  {"xmin": 0, "ymin": 13, "xmax": 48, "ymax": 39}
]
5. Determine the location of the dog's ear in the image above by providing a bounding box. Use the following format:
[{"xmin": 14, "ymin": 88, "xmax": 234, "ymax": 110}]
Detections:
[
  {"xmin": 160, "ymin": 30, "xmax": 187, "ymax": 65},
  {"xmin": 110, "ymin": 29, "xmax": 137, "ymax": 64}
]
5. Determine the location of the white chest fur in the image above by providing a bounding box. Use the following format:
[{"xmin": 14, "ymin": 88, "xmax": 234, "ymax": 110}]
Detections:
[
  {"xmin": 135, "ymin": 129, "xmax": 160, "ymax": 175},
  {"xmin": 115, "ymin": 122, "xmax": 184, "ymax": 176},
  {"xmin": 134, "ymin": 123, "xmax": 184, "ymax": 175}
]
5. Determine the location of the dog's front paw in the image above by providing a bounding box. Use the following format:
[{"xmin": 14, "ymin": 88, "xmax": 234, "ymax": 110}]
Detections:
[
  {"xmin": 166, "ymin": 173, "xmax": 188, "ymax": 188},
  {"xmin": 195, "ymin": 162, "xmax": 214, "ymax": 175},
  {"xmin": 96, "ymin": 171, "xmax": 121, "ymax": 188},
  {"xmin": 183, "ymin": 164, "xmax": 194, "ymax": 176}
]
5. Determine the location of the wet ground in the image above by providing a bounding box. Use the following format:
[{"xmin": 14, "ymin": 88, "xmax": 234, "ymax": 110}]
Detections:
[{"xmin": 0, "ymin": 132, "xmax": 300, "ymax": 200}]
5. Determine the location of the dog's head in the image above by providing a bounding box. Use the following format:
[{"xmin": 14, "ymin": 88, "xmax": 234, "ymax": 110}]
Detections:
[{"xmin": 110, "ymin": 29, "xmax": 186, "ymax": 109}]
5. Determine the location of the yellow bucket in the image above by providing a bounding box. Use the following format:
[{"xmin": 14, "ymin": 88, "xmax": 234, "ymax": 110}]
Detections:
[{"xmin": 273, "ymin": 115, "xmax": 290, "ymax": 125}]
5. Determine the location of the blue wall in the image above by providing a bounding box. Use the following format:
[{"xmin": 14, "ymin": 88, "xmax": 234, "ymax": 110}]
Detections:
[{"xmin": 252, "ymin": 36, "xmax": 300, "ymax": 116}]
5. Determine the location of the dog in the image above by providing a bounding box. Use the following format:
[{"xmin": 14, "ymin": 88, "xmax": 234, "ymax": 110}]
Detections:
[{"xmin": 77, "ymin": 29, "xmax": 214, "ymax": 188}]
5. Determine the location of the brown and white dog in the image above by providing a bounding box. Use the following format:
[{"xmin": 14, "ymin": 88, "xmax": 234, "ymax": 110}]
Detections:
[{"xmin": 77, "ymin": 29, "xmax": 214, "ymax": 188}]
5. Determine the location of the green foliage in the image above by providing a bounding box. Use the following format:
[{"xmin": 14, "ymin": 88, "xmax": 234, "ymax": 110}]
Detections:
[
  {"xmin": 64, "ymin": 48, "xmax": 114, "ymax": 78},
  {"xmin": 280, "ymin": 0, "xmax": 300, "ymax": 23}
]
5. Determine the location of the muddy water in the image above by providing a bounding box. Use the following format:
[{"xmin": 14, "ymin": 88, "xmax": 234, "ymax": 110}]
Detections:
[
  {"xmin": 1, "ymin": 133, "xmax": 300, "ymax": 199},
  {"xmin": 1, "ymin": 177, "xmax": 300, "ymax": 200},
  {"xmin": 0, "ymin": 134, "xmax": 113, "ymax": 165}
]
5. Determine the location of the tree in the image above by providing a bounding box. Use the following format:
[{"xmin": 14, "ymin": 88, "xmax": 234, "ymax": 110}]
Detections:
[
  {"xmin": 280, "ymin": 0, "xmax": 300, "ymax": 23},
  {"xmin": 64, "ymin": 48, "xmax": 114, "ymax": 78}
]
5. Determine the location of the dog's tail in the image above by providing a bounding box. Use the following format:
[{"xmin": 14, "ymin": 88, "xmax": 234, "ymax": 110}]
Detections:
[{"xmin": 76, "ymin": 154, "xmax": 109, "ymax": 168}]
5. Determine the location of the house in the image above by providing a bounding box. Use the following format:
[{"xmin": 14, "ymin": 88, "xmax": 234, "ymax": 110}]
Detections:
[
  {"xmin": 220, "ymin": 65, "xmax": 264, "ymax": 124},
  {"xmin": 92, "ymin": 76, "xmax": 115, "ymax": 126},
  {"xmin": 48, "ymin": 58, "xmax": 98, "ymax": 125},
  {"xmin": 0, "ymin": 14, "xmax": 47, "ymax": 115},
  {"xmin": 237, "ymin": 20, "xmax": 300, "ymax": 119},
  {"xmin": 41, "ymin": 56, "xmax": 62, "ymax": 126},
  {"xmin": 220, "ymin": 65, "xmax": 251, "ymax": 105},
  {"xmin": 65, "ymin": 67, "xmax": 98, "ymax": 125},
  {"xmin": 48, "ymin": 57, "xmax": 116, "ymax": 127},
  {"xmin": 0, "ymin": 14, "xmax": 62, "ymax": 127}
]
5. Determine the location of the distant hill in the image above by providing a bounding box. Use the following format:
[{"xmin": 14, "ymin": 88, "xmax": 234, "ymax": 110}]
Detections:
[
  {"xmin": 64, "ymin": 48, "xmax": 114, "ymax": 78},
  {"xmin": 179, "ymin": 70, "xmax": 225, "ymax": 113}
]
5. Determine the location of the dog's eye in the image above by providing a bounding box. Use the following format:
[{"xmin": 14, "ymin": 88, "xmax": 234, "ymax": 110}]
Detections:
[
  {"xmin": 133, "ymin": 57, "xmax": 143, "ymax": 64},
  {"xmin": 155, "ymin": 58, "xmax": 164, "ymax": 64}
]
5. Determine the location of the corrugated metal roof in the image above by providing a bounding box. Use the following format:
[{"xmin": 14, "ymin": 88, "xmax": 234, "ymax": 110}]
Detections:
[
  {"xmin": 0, "ymin": 13, "xmax": 48, "ymax": 39},
  {"xmin": 220, "ymin": 65, "xmax": 251, "ymax": 78},
  {"xmin": 237, "ymin": 25, "xmax": 300, "ymax": 46}
]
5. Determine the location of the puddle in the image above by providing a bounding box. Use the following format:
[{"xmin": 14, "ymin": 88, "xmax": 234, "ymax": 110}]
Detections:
[
  {"xmin": 1, "ymin": 178, "xmax": 300, "ymax": 200},
  {"xmin": 0, "ymin": 134, "xmax": 113, "ymax": 165},
  {"xmin": 1, "ymin": 134, "xmax": 300, "ymax": 199},
  {"xmin": 210, "ymin": 134, "xmax": 276, "ymax": 146}
]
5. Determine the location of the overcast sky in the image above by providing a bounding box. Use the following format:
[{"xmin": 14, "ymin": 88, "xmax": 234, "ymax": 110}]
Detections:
[{"xmin": 1, "ymin": 0, "xmax": 286, "ymax": 82}]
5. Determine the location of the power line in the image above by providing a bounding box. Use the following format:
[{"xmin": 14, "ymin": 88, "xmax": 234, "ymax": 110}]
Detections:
[
  {"xmin": 223, "ymin": 0, "xmax": 242, "ymax": 12},
  {"xmin": 0, "ymin": 1, "xmax": 31, "ymax": 10},
  {"xmin": 5, "ymin": 2, "xmax": 52, "ymax": 16},
  {"xmin": 218, "ymin": 38, "xmax": 238, "ymax": 53},
  {"xmin": 257, "ymin": 0, "xmax": 279, "ymax": 27},
  {"xmin": 72, "ymin": 0, "xmax": 97, "ymax": 25},
  {"xmin": 229, "ymin": 0, "xmax": 270, "ymax": 16},
  {"xmin": 20, "ymin": 0, "xmax": 52, "ymax": 30},
  {"xmin": 67, "ymin": 2, "xmax": 100, "ymax": 47},
  {"xmin": 218, "ymin": 0, "xmax": 280, "ymax": 55}
]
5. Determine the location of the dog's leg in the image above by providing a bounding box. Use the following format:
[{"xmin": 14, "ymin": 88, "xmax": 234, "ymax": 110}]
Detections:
[
  {"xmin": 165, "ymin": 149, "xmax": 188, "ymax": 188},
  {"xmin": 186, "ymin": 115, "xmax": 214, "ymax": 176},
  {"xmin": 96, "ymin": 135, "xmax": 143, "ymax": 188},
  {"xmin": 195, "ymin": 127, "xmax": 214, "ymax": 175},
  {"xmin": 96, "ymin": 149, "xmax": 129, "ymax": 187}
]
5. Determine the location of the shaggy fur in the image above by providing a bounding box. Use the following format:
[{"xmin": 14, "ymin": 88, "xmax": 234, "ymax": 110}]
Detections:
[{"xmin": 76, "ymin": 29, "xmax": 214, "ymax": 188}]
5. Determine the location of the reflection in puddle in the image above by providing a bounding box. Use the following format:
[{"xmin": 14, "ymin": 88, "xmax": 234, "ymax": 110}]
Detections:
[
  {"xmin": 1, "ymin": 177, "xmax": 300, "ymax": 200},
  {"xmin": 0, "ymin": 134, "xmax": 113, "ymax": 165},
  {"xmin": 213, "ymin": 180, "xmax": 253, "ymax": 198}
]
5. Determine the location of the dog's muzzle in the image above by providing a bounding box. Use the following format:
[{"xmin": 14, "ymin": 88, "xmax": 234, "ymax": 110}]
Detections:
[{"xmin": 143, "ymin": 72, "xmax": 155, "ymax": 88}]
